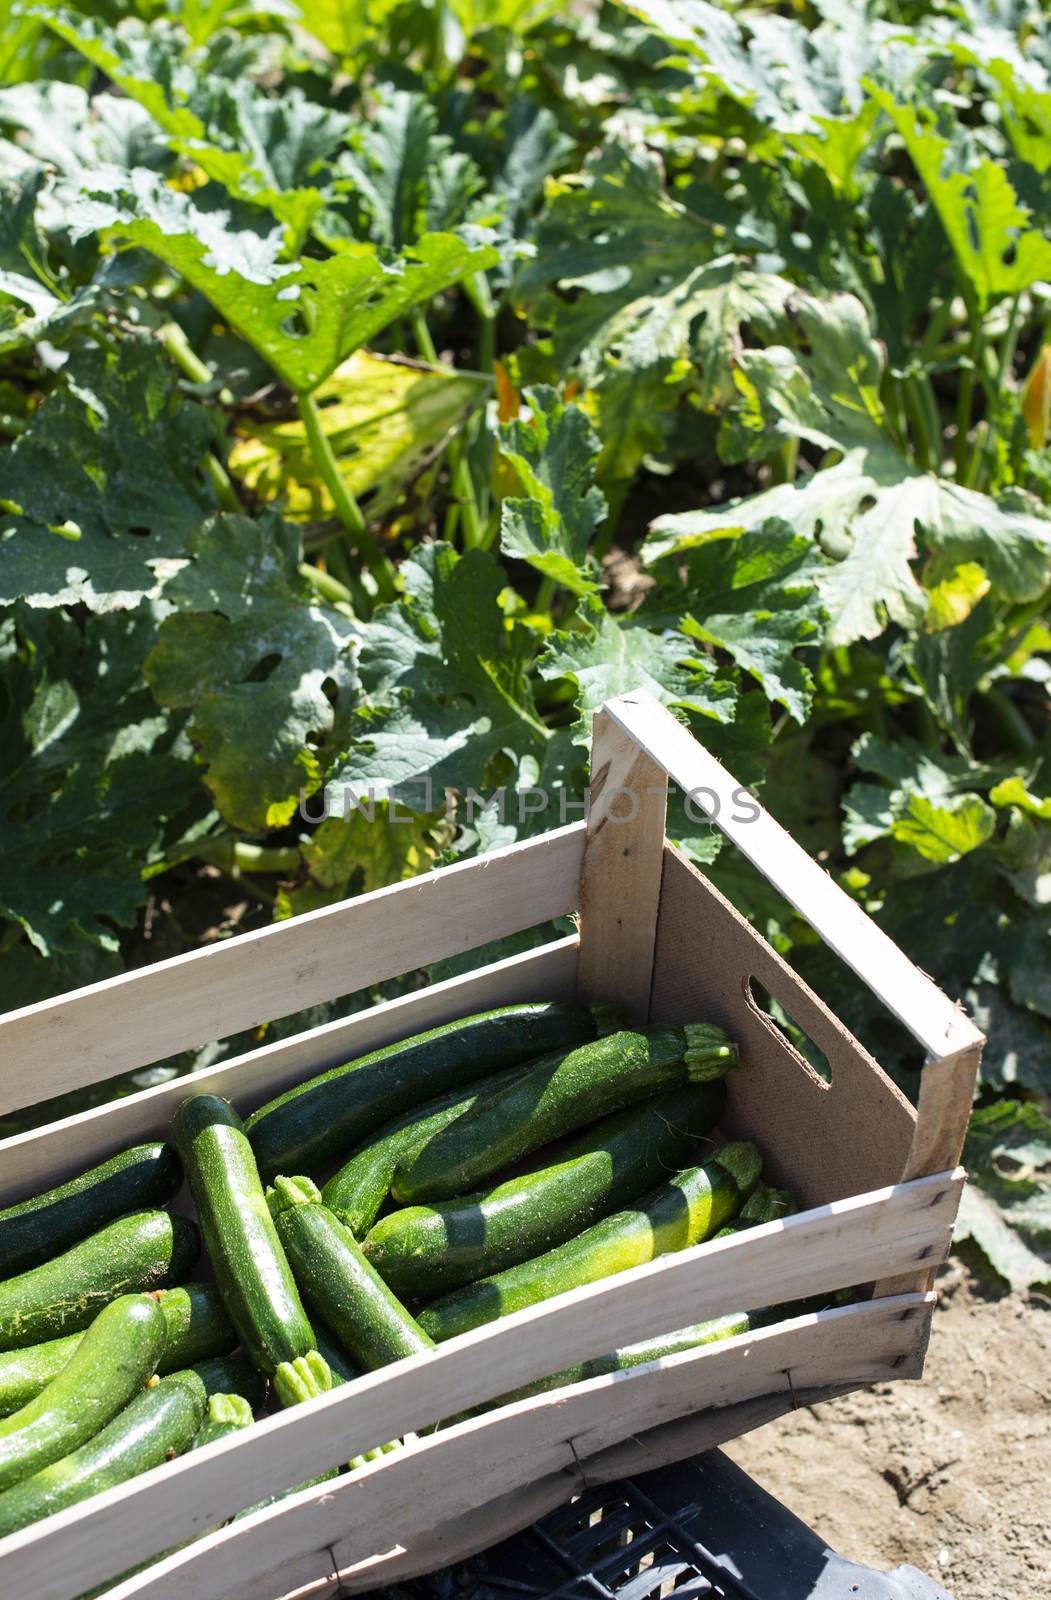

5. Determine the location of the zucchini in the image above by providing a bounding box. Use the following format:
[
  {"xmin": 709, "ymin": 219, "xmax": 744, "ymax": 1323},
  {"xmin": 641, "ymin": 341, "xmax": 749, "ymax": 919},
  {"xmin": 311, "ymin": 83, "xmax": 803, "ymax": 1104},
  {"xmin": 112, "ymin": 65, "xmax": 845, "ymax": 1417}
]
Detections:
[
  {"xmin": 0, "ymin": 1143, "xmax": 183, "ymax": 1279},
  {"xmin": 269, "ymin": 1177, "xmax": 435, "ymax": 1370},
  {"xmin": 365, "ymin": 1082, "xmax": 726, "ymax": 1296},
  {"xmin": 245, "ymin": 1002, "xmax": 605, "ymax": 1180},
  {"xmin": 393, "ymin": 1024, "xmax": 737, "ymax": 1205},
  {"xmin": 321, "ymin": 1060, "xmax": 538, "ymax": 1238},
  {"xmin": 172, "ymin": 1095, "xmax": 332, "ymax": 1407},
  {"xmin": 191, "ymin": 1354, "xmax": 268, "ymax": 1411},
  {"xmin": 0, "ymin": 1282, "xmax": 234, "ymax": 1418},
  {"xmin": 191, "ymin": 1391, "xmax": 254, "ymax": 1451},
  {"xmin": 151, "ymin": 1283, "xmax": 238, "ymax": 1367},
  {"xmin": 418, "ymin": 1142, "xmax": 761, "ymax": 1342},
  {"xmin": 478, "ymin": 1313, "xmax": 752, "ymax": 1413},
  {"xmin": 0, "ymin": 1294, "xmax": 167, "ymax": 1493},
  {"xmin": 0, "ymin": 1369, "xmax": 205, "ymax": 1537},
  {"xmin": 0, "ymin": 1210, "xmax": 199, "ymax": 1351}
]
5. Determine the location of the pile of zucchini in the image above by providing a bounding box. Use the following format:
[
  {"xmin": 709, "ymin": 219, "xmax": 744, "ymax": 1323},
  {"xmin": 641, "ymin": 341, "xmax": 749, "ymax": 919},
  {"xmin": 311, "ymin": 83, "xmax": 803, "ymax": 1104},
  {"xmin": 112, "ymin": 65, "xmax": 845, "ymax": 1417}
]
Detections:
[{"xmin": 0, "ymin": 1000, "xmax": 796, "ymax": 1543}]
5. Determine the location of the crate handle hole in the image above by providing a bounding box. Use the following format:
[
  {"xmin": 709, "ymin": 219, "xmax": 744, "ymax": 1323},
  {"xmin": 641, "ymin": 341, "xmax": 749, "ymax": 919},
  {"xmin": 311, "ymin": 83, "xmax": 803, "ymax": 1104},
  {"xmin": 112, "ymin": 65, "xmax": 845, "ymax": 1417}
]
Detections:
[{"xmin": 745, "ymin": 978, "xmax": 833, "ymax": 1085}]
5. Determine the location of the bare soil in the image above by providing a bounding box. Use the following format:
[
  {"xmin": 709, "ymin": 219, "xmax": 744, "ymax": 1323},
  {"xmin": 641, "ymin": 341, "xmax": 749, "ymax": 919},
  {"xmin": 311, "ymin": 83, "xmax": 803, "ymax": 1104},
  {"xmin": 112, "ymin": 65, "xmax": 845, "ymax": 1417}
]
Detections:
[{"xmin": 725, "ymin": 1265, "xmax": 1051, "ymax": 1600}]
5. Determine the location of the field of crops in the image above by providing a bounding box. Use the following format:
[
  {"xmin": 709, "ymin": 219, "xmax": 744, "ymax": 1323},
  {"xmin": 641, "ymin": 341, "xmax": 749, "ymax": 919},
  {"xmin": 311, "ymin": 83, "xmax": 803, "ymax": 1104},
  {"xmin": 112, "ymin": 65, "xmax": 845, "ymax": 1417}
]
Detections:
[{"xmin": 1, "ymin": 0, "xmax": 1049, "ymax": 1287}]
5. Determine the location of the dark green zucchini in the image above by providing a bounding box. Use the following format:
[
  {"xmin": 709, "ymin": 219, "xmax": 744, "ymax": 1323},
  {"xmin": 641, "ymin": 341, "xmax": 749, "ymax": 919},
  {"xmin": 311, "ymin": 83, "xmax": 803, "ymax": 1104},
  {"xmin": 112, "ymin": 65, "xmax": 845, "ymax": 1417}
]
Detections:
[
  {"xmin": 0, "ymin": 1282, "xmax": 234, "ymax": 1418},
  {"xmin": 172, "ymin": 1095, "xmax": 332, "ymax": 1407},
  {"xmin": 418, "ymin": 1142, "xmax": 761, "ymax": 1342},
  {"xmin": 0, "ymin": 1210, "xmax": 199, "ymax": 1351},
  {"xmin": 393, "ymin": 1024, "xmax": 737, "ymax": 1204},
  {"xmin": 245, "ymin": 1002, "xmax": 605, "ymax": 1180},
  {"xmin": 151, "ymin": 1283, "xmax": 238, "ymax": 1367},
  {"xmin": 269, "ymin": 1177, "xmax": 434, "ymax": 1370},
  {"xmin": 190, "ymin": 1354, "xmax": 268, "ymax": 1411},
  {"xmin": 0, "ymin": 1144, "xmax": 182, "ymax": 1279},
  {"xmin": 190, "ymin": 1391, "xmax": 254, "ymax": 1451},
  {"xmin": 0, "ymin": 1368, "xmax": 205, "ymax": 1536},
  {"xmin": 365, "ymin": 1082, "xmax": 726, "ymax": 1296},
  {"xmin": 0, "ymin": 1294, "xmax": 167, "ymax": 1493},
  {"xmin": 321, "ymin": 1060, "xmax": 539, "ymax": 1239}
]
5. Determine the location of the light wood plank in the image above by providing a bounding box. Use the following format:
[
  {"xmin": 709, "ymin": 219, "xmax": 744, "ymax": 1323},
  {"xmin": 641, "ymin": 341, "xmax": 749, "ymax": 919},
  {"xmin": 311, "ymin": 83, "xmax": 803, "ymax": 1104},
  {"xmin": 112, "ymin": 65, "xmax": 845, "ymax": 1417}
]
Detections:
[
  {"xmin": 873, "ymin": 1038, "xmax": 984, "ymax": 1298},
  {"xmin": 100, "ymin": 1294, "xmax": 933, "ymax": 1600},
  {"xmin": 323, "ymin": 1381, "xmax": 865, "ymax": 1596},
  {"xmin": 600, "ymin": 692, "xmax": 984, "ymax": 1062},
  {"xmin": 0, "ymin": 1174, "xmax": 960, "ymax": 1600},
  {"xmin": 0, "ymin": 937, "xmax": 579, "ymax": 1205},
  {"xmin": 0, "ymin": 824, "xmax": 585, "ymax": 1112},
  {"xmin": 576, "ymin": 710, "xmax": 668, "ymax": 1018}
]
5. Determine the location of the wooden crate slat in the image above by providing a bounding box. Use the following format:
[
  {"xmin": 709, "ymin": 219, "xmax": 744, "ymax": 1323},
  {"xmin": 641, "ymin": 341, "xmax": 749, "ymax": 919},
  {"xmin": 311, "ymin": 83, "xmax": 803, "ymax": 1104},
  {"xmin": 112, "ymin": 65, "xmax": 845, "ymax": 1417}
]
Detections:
[
  {"xmin": 0, "ymin": 824, "xmax": 585, "ymax": 1112},
  {"xmin": 71, "ymin": 1293, "xmax": 933, "ymax": 1600},
  {"xmin": 0, "ymin": 936, "xmax": 580, "ymax": 1205},
  {"xmin": 0, "ymin": 1172, "xmax": 961, "ymax": 1600}
]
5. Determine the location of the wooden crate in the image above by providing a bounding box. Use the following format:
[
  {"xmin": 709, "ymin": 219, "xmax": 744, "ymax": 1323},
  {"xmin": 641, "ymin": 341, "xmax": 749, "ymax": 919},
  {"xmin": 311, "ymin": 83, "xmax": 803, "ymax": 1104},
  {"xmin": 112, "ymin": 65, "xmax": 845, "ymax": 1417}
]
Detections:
[{"xmin": 0, "ymin": 691, "xmax": 983, "ymax": 1600}]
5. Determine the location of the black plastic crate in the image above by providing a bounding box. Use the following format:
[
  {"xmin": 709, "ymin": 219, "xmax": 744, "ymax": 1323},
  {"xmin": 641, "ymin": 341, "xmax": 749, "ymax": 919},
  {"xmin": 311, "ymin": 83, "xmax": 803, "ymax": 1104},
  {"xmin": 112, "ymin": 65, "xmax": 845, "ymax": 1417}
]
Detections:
[{"xmin": 398, "ymin": 1451, "xmax": 953, "ymax": 1600}]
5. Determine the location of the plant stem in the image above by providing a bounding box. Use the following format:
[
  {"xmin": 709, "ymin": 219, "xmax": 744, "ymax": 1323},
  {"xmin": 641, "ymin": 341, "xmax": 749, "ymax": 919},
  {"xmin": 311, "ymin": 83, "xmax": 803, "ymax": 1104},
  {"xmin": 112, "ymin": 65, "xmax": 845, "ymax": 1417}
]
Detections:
[
  {"xmin": 159, "ymin": 320, "xmax": 212, "ymax": 385},
  {"xmin": 902, "ymin": 374, "xmax": 937, "ymax": 470},
  {"xmin": 297, "ymin": 391, "xmax": 397, "ymax": 604},
  {"xmin": 955, "ymin": 312, "xmax": 984, "ymax": 478},
  {"xmin": 198, "ymin": 840, "xmax": 301, "ymax": 875},
  {"xmin": 205, "ymin": 451, "xmax": 241, "ymax": 512},
  {"xmin": 967, "ymin": 293, "xmax": 1024, "ymax": 489},
  {"xmin": 298, "ymin": 561, "xmax": 352, "ymax": 606},
  {"xmin": 452, "ymin": 444, "xmax": 484, "ymax": 549},
  {"xmin": 536, "ymin": 575, "xmax": 557, "ymax": 614},
  {"xmin": 411, "ymin": 310, "xmax": 439, "ymax": 365},
  {"xmin": 464, "ymin": 272, "xmax": 497, "ymax": 371}
]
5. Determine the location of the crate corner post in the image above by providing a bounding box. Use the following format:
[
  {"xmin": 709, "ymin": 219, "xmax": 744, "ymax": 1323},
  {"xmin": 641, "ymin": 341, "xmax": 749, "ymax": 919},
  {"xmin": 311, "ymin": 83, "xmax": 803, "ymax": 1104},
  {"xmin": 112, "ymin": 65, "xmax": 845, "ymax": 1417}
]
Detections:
[{"xmin": 575, "ymin": 700, "xmax": 670, "ymax": 1021}]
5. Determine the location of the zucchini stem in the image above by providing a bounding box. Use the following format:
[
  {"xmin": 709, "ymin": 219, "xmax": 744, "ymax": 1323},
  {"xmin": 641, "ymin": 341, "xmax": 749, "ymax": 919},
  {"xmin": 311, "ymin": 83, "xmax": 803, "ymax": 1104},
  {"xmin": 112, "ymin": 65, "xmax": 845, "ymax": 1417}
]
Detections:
[{"xmin": 297, "ymin": 391, "xmax": 397, "ymax": 605}]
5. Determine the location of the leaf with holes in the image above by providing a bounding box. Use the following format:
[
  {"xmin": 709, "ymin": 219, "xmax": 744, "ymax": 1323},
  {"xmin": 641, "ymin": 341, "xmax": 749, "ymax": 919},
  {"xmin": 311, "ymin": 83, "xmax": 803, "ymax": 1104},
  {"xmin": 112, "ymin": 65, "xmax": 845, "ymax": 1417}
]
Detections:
[{"xmin": 68, "ymin": 170, "xmax": 498, "ymax": 394}]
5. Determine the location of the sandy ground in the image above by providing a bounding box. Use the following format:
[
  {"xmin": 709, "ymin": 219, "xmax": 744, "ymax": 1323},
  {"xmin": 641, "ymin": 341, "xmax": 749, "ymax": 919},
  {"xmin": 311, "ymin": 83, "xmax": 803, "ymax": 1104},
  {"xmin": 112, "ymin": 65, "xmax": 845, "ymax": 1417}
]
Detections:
[{"xmin": 725, "ymin": 1265, "xmax": 1051, "ymax": 1600}]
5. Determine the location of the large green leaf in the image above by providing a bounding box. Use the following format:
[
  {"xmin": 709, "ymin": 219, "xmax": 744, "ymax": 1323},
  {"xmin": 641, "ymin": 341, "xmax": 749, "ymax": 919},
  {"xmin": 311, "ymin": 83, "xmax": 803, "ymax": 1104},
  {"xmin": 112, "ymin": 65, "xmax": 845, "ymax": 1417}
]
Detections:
[
  {"xmin": 956, "ymin": 1101, "xmax": 1051, "ymax": 1292},
  {"xmin": 144, "ymin": 514, "xmax": 358, "ymax": 832},
  {"xmin": 69, "ymin": 171, "xmax": 498, "ymax": 394},
  {"xmin": 0, "ymin": 339, "xmax": 216, "ymax": 610},
  {"xmin": 648, "ymin": 293, "xmax": 1051, "ymax": 643},
  {"xmin": 644, "ymin": 524, "xmax": 825, "ymax": 721},
  {"xmin": 229, "ymin": 351, "xmax": 489, "ymax": 519},
  {"xmin": 539, "ymin": 594, "xmax": 738, "ymax": 746},
  {"xmin": 515, "ymin": 142, "xmax": 793, "ymax": 481},
  {"xmin": 326, "ymin": 542, "xmax": 548, "ymax": 808},
  {"xmin": 337, "ymin": 87, "xmax": 482, "ymax": 250},
  {"xmin": 0, "ymin": 606, "xmax": 205, "ymax": 956},
  {"xmin": 48, "ymin": 13, "xmax": 346, "ymax": 246},
  {"xmin": 498, "ymin": 387, "xmax": 605, "ymax": 595},
  {"xmin": 621, "ymin": 0, "xmax": 921, "ymax": 132},
  {"xmin": 0, "ymin": 166, "xmax": 105, "ymax": 352},
  {"xmin": 872, "ymin": 91, "xmax": 1051, "ymax": 310}
]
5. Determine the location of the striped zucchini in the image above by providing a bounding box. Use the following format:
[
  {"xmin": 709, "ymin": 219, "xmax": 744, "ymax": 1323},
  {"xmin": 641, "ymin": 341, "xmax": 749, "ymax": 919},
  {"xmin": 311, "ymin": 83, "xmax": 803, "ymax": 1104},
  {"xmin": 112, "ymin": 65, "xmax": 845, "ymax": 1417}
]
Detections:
[{"xmin": 418, "ymin": 1142, "xmax": 761, "ymax": 1342}]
